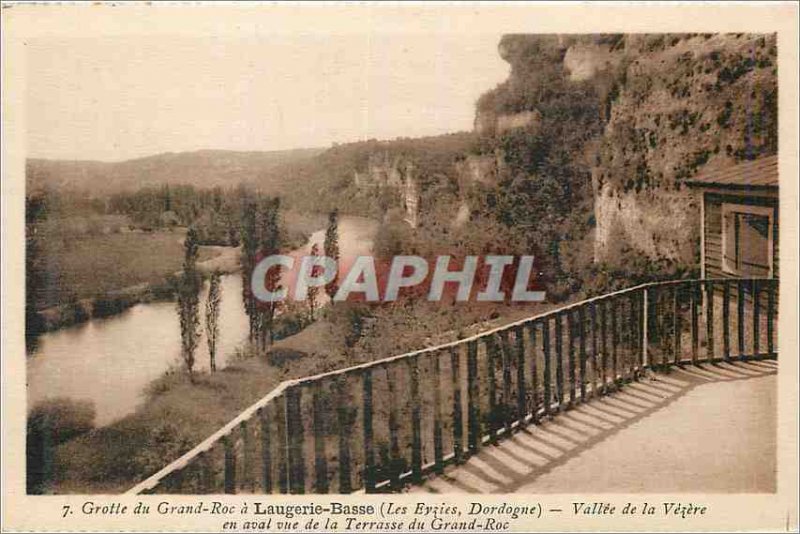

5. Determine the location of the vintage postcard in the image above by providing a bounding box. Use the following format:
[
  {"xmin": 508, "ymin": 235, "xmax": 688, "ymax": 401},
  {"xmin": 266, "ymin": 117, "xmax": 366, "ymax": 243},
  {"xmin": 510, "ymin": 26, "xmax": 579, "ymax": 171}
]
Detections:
[{"xmin": 2, "ymin": 2, "xmax": 798, "ymax": 532}]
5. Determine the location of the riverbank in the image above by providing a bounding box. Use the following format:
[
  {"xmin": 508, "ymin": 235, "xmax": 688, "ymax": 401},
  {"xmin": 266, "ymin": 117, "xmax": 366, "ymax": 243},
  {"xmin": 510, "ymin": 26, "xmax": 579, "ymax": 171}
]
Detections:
[
  {"xmin": 48, "ymin": 315, "xmax": 343, "ymax": 493},
  {"xmin": 45, "ymin": 293, "xmax": 563, "ymax": 494},
  {"xmin": 30, "ymin": 210, "xmax": 324, "ymax": 337},
  {"xmin": 34, "ymin": 243, "xmax": 240, "ymax": 333}
]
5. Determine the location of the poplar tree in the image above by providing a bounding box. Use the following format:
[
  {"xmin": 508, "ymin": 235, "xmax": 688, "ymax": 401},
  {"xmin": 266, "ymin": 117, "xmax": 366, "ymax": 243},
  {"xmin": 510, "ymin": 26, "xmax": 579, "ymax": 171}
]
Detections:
[
  {"xmin": 205, "ymin": 271, "xmax": 222, "ymax": 372},
  {"xmin": 256, "ymin": 197, "xmax": 282, "ymax": 349},
  {"xmin": 240, "ymin": 194, "xmax": 259, "ymax": 343},
  {"xmin": 324, "ymin": 209, "xmax": 340, "ymax": 302},
  {"xmin": 306, "ymin": 242, "xmax": 321, "ymax": 320},
  {"xmin": 177, "ymin": 227, "xmax": 202, "ymax": 381}
]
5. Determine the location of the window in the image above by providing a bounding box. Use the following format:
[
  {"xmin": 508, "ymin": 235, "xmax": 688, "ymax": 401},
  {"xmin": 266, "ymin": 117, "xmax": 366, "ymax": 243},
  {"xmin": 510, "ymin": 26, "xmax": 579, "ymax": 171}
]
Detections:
[{"xmin": 722, "ymin": 203, "xmax": 774, "ymax": 277}]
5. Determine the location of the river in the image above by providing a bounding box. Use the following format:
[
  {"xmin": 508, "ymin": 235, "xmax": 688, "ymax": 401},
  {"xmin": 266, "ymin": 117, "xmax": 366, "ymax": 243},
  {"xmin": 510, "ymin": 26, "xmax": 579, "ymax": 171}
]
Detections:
[{"xmin": 26, "ymin": 216, "xmax": 377, "ymax": 426}]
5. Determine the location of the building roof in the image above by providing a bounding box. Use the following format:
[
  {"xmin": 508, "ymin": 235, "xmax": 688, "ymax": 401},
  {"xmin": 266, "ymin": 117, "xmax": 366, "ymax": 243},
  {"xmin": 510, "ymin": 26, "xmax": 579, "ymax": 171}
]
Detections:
[{"xmin": 686, "ymin": 155, "xmax": 779, "ymax": 189}]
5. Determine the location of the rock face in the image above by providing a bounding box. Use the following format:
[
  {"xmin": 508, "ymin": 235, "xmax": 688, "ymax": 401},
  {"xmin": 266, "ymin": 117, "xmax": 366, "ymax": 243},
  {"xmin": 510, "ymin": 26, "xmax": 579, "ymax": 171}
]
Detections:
[
  {"xmin": 593, "ymin": 184, "xmax": 699, "ymax": 264},
  {"xmin": 352, "ymin": 152, "xmax": 421, "ymax": 228},
  {"xmin": 475, "ymin": 109, "xmax": 542, "ymax": 136},
  {"xmin": 563, "ymin": 41, "xmax": 623, "ymax": 82},
  {"xmin": 352, "ymin": 152, "xmax": 405, "ymax": 189},
  {"xmin": 593, "ymin": 33, "xmax": 777, "ymax": 266},
  {"xmin": 466, "ymin": 33, "xmax": 776, "ymax": 272},
  {"xmin": 455, "ymin": 153, "xmax": 504, "ymax": 187}
]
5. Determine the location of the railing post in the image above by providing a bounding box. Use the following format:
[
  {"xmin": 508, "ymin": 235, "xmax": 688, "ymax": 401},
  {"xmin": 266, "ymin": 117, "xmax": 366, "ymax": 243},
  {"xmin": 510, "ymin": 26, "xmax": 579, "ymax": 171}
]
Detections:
[
  {"xmin": 240, "ymin": 420, "xmax": 251, "ymax": 492},
  {"xmin": 259, "ymin": 407, "xmax": 272, "ymax": 493},
  {"xmin": 485, "ymin": 336, "xmax": 498, "ymax": 445},
  {"xmin": 610, "ymin": 298, "xmax": 618, "ymax": 386},
  {"xmin": 223, "ymin": 434, "xmax": 236, "ymax": 494},
  {"xmin": 640, "ymin": 292, "xmax": 646, "ymax": 373},
  {"xmin": 277, "ymin": 393, "xmax": 288, "ymax": 494},
  {"xmin": 554, "ymin": 314, "xmax": 565, "ymax": 410},
  {"xmin": 466, "ymin": 340, "xmax": 480, "ymax": 452},
  {"xmin": 706, "ymin": 281, "xmax": 715, "ymax": 362},
  {"xmin": 336, "ymin": 377, "xmax": 352, "ymax": 493},
  {"xmin": 600, "ymin": 302, "xmax": 608, "ymax": 393},
  {"xmin": 450, "ymin": 346, "xmax": 464, "ymax": 463},
  {"xmin": 691, "ymin": 282, "xmax": 699, "ymax": 365},
  {"xmin": 361, "ymin": 371, "xmax": 374, "ymax": 493},
  {"xmin": 200, "ymin": 450, "xmax": 214, "ymax": 494},
  {"xmin": 432, "ymin": 352, "xmax": 444, "ymax": 474},
  {"xmin": 579, "ymin": 307, "xmax": 587, "ymax": 400},
  {"xmin": 312, "ymin": 383, "xmax": 328, "ymax": 494},
  {"xmin": 528, "ymin": 322, "xmax": 539, "ymax": 423},
  {"xmin": 672, "ymin": 285, "xmax": 681, "ymax": 365},
  {"xmin": 542, "ymin": 319, "xmax": 552, "ymax": 417},
  {"xmin": 567, "ymin": 312, "xmax": 576, "ymax": 406},
  {"xmin": 590, "ymin": 302, "xmax": 599, "ymax": 395},
  {"xmin": 767, "ymin": 280, "xmax": 775, "ymax": 358},
  {"xmin": 286, "ymin": 385, "xmax": 305, "ymax": 494},
  {"xmin": 752, "ymin": 280, "xmax": 761, "ymax": 358},
  {"xmin": 386, "ymin": 365, "xmax": 400, "ymax": 490},
  {"xmin": 409, "ymin": 356, "xmax": 423, "ymax": 484},
  {"xmin": 498, "ymin": 331, "xmax": 513, "ymax": 434},
  {"xmin": 648, "ymin": 287, "xmax": 658, "ymax": 369},
  {"xmin": 514, "ymin": 326, "xmax": 527, "ymax": 427},
  {"xmin": 723, "ymin": 280, "xmax": 731, "ymax": 362},
  {"xmin": 737, "ymin": 280, "xmax": 746, "ymax": 360},
  {"xmin": 628, "ymin": 295, "xmax": 636, "ymax": 378}
]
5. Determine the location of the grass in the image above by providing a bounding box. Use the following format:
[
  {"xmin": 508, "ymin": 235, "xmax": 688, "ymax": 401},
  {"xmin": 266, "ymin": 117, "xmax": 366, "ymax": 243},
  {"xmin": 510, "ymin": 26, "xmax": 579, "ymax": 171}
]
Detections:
[
  {"xmin": 34, "ymin": 225, "xmax": 222, "ymax": 310},
  {"xmin": 44, "ymin": 274, "xmax": 568, "ymax": 494},
  {"xmin": 49, "ymin": 319, "xmax": 354, "ymax": 494}
]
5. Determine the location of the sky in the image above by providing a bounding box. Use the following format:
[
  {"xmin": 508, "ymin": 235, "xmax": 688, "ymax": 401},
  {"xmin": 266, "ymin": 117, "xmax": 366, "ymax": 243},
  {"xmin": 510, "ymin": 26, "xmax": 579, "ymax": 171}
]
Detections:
[{"xmin": 25, "ymin": 34, "xmax": 509, "ymax": 162}]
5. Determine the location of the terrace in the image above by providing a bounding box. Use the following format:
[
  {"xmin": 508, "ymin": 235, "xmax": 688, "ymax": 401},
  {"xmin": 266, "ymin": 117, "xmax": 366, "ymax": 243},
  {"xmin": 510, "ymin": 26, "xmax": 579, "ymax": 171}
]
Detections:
[{"xmin": 128, "ymin": 277, "xmax": 778, "ymax": 495}]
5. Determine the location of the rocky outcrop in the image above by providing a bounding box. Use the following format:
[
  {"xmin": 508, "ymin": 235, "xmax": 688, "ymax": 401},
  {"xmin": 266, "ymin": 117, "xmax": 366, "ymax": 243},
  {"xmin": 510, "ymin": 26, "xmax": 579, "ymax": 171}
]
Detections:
[
  {"xmin": 470, "ymin": 33, "xmax": 776, "ymax": 272},
  {"xmin": 352, "ymin": 152, "xmax": 405, "ymax": 188},
  {"xmin": 593, "ymin": 182, "xmax": 699, "ymax": 264},
  {"xmin": 563, "ymin": 41, "xmax": 623, "ymax": 82},
  {"xmin": 352, "ymin": 152, "xmax": 420, "ymax": 228},
  {"xmin": 455, "ymin": 153, "xmax": 504, "ymax": 187},
  {"xmin": 593, "ymin": 33, "xmax": 776, "ymax": 266},
  {"xmin": 475, "ymin": 109, "xmax": 542, "ymax": 136}
]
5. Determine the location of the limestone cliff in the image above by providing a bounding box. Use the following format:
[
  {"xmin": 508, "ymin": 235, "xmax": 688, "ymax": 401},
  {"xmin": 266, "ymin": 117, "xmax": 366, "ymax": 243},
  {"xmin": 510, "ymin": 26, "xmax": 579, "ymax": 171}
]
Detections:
[
  {"xmin": 594, "ymin": 33, "xmax": 777, "ymax": 266},
  {"xmin": 468, "ymin": 33, "xmax": 777, "ymax": 274}
]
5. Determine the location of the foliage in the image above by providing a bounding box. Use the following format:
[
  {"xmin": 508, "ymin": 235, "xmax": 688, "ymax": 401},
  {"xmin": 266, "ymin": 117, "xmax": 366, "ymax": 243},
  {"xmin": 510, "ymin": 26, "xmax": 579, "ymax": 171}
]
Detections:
[
  {"xmin": 176, "ymin": 227, "xmax": 202, "ymax": 380},
  {"xmin": 324, "ymin": 209, "xmax": 340, "ymax": 301},
  {"xmin": 306, "ymin": 243, "xmax": 322, "ymax": 320},
  {"xmin": 255, "ymin": 197, "xmax": 283, "ymax": 349},
  {"xmin": 239, "ymin": 190, "xmax": 284, "ymax": 350},
  {"xmin": 469, "ymin": 39, "xmax": 605, "ymax": 291},
  {"xmin": 27, "ymin": 398, "xmax": 96, "ymax": 494},
  {"xmin": 205, "ymin": 271, "xmax": 222, "ymax": 372}
]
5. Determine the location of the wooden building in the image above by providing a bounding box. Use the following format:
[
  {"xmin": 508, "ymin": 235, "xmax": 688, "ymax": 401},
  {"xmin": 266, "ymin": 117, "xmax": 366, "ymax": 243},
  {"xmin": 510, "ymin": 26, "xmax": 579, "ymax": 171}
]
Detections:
[{"xmin": 687, "ymin": 155, "xmax": 779, "ymax": 280}]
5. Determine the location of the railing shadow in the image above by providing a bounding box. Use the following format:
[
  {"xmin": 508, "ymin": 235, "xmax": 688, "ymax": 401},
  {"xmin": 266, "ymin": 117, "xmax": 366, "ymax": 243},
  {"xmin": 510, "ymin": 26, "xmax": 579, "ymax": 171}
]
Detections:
[{"xmin": 410, "ymin": 359, "xmax": 777, "ymax": 494}]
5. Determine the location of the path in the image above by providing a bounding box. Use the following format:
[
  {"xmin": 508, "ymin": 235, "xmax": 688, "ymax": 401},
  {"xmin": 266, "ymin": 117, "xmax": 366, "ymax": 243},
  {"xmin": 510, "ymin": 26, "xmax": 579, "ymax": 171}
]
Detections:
[{"xmin": 409, "ymin": 359, "xmax": 777, "ymax": 494}]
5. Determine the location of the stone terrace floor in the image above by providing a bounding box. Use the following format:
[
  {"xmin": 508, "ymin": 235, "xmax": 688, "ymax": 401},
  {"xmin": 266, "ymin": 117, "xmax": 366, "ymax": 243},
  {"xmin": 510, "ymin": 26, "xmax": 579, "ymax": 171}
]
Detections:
[{"xmin": 408, "ymin": 359, "xmax": 777, "ymax": 494}]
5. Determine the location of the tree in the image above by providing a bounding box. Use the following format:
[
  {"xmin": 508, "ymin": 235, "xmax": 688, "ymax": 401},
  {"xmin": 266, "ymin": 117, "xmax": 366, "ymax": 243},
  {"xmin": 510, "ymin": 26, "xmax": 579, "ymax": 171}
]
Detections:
[
  {"xmin": 25, "ymin": 193, "xmax": 49, "ymax": 352},
  {"xmin": 177, "ymin": 227, "xmax": 202, "ymax": 381},
  {"xmin": 205, "ymin": 271, "xmax": 222, "ymax": 372},
  {"xmin": 324, "ymin": 209, "xmax": 340, "ymax": 301},
  {"xmin": 306, "ymin": 242, "xmax": 321, "ymax": 320},
  {"xmin": 255, "ymin": 197, "xmax": 282, "ymax": 349},
  {"xmin": 240, "ymin": 194, "xmax": 259, "ymax": 343}
]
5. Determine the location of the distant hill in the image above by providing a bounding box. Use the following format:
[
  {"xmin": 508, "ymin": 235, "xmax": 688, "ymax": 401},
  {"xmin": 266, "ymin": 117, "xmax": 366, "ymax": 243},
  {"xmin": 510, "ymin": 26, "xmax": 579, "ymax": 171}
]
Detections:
[{"xmin": 26, "ymin": 147, "xmax": 325, "ymax": 196}]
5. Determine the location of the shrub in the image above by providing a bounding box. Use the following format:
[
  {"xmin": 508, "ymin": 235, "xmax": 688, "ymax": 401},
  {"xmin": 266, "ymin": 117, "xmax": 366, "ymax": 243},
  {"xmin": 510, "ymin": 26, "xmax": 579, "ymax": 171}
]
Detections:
[
  {"xmin": 27, "ymin": 398, "xmax": 96, "ymax": 494},
  {"xmin": 92, "ymin": 294, "xmax": 136, "ymax": 318}
]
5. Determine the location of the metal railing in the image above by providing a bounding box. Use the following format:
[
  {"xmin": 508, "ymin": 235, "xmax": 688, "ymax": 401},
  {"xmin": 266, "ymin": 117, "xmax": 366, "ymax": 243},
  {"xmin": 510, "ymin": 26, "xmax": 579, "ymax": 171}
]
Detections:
[{"xmin": 127, "ymin": 277, "xmax": 778, "ymax": 495}]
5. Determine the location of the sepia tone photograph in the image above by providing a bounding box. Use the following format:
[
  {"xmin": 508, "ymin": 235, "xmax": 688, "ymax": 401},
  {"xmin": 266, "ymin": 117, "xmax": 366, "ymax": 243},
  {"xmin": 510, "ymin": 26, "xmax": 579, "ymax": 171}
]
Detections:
[{"xmin": 3, "ymin": 7, "xmax": 797, "ymax": 532}]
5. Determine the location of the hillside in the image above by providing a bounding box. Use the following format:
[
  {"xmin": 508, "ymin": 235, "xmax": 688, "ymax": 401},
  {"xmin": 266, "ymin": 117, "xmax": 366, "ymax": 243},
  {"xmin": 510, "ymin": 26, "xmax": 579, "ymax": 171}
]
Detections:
[{"xmin": 26, "ymin": 147, "xmax": 325, "ymax": 196}]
